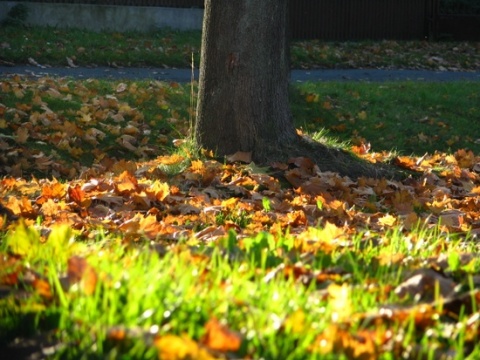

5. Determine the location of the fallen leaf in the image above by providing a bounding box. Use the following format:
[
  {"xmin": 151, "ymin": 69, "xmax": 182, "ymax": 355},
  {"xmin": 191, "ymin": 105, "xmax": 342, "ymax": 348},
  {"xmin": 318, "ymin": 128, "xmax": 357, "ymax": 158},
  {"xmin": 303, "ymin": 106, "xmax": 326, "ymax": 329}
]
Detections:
[
  {"xmin": 201, "ymin": 318, "xmax": 242, "ymax": 352},
  {"xmin": 227, "ymin": 151, "xmax": 252, "ymax": 163},
  {"xmin": 66, "ymin": 57, "xmax": 78, "ymax": 68},
  {"xmin": 28, "ymin": 57, "xmax": 44, "ymax": 68},
  {"xmin": 394, "ymin": 268, "xmax": 456, "ymax": 301},
  {"xmin": 116, "ymin": 83, "xmax": 128, "ymax": 93},
  {"xmin": 154, "ymin": 334, "xmax": 215, "ymax": 360},
  {"xmin": 67, "ymin": 256, "xmax": 98, "ymax": 295}
]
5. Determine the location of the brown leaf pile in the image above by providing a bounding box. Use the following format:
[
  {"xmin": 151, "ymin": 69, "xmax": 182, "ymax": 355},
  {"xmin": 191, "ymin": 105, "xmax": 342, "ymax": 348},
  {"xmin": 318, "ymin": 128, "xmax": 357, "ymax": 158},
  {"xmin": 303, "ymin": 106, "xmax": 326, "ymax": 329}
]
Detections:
[{"xmin": 1, "ymin": 147, "xmax": 480, "ymax": 247}]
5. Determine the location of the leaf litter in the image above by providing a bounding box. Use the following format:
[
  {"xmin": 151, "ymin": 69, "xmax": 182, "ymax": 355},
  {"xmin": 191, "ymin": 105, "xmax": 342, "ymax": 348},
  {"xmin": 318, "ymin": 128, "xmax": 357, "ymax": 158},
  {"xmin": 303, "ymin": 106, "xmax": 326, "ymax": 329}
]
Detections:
[{"xmin": 1, "ymin": 75, "xmax": 480, "ymax": 359}]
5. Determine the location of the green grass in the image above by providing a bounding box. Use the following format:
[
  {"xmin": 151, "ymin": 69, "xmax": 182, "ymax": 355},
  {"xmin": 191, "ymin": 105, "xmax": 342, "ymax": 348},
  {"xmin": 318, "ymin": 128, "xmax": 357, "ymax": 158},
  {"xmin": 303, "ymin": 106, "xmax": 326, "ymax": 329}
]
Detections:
[
  {"xmin": 0, "ymin": 26, "xmax": 201, "ymax": 68},
  {"xmin": 291, "ymin": 81, "xmax": 480, "ymax": 155},
  {"xmin": 1, "ymin": 25, "xmax": 480, "ymax": 71},
  {"xmin": 2, "ymin": 223, "xmax": 479, "ymax": 359}
]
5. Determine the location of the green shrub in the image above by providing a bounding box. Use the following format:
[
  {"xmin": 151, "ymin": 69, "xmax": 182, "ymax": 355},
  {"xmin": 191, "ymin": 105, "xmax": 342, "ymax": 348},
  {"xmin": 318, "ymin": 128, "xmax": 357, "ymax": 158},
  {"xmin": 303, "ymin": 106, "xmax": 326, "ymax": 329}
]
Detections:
[{"xmin": 2, "ymin": 4, "xmax": 29, "ymax": 27}]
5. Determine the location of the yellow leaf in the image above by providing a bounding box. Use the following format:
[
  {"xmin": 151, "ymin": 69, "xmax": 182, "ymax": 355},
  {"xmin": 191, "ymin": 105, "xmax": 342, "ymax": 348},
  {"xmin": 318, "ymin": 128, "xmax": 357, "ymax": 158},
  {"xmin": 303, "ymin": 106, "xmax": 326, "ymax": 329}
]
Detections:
[
  {"xmin": 328, "ymin": 283, "xmax": 352, "ymax": 322},
  {"xmin": 7, "ymin": 219, "xmax": 40, "ymax": 256},
  {"xmin": 47, "ymin": 224, "xmax": 73, "ymax": 256},
  {"xmin": 358, "ymin": 110, "xmax": 367, "ymax": 120},
  {"xmin": 116, "ymin": 171, "xmax": 138, "ymax": 194},
  {"xmin": 378, "ymin": 214, "xmax": 397, "ymax": 227},
  {"xmin": 157, "ymin": 154, "xmax": 185, "ymax": 165},
  {"xmin": 150, "ymin": 180, "xmax": 170, "ymax": 201},
  {"xmin": 154, "ymin": 334, "xmax": 214, "ymax": 360},
  {"xmin": 221, "ymin": 197, "xmax": 239, "ymax": 210},
  {"xmin": 283, "ymin": 310, "xmax": 307, "ymax": 334}
]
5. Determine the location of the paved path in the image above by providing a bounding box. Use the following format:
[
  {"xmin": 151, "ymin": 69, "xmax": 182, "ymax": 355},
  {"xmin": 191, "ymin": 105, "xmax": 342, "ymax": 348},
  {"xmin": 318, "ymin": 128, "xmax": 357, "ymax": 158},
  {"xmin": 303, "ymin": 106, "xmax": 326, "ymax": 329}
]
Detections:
[{"xmin": 1, "ymin": 65, "xmax": 480, "ymax": 82}]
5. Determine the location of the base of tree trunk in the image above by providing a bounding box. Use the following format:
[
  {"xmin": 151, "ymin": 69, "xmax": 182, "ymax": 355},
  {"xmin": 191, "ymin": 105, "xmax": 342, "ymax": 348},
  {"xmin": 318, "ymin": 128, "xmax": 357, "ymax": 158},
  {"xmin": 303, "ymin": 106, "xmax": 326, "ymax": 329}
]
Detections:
[{"xmin": 253, "ymin": 134, "xmax": 407, "ymax": 180}]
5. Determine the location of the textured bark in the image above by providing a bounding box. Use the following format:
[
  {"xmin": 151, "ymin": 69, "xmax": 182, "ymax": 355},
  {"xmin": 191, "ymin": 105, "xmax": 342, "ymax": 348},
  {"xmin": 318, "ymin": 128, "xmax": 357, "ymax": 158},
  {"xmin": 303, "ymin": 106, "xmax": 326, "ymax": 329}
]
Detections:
[
  {"xmin": 195, "ymin": 0, "xmax": 404, "ymax": 180},
  {"xmin": 195, "ymin": 0, "xmax": 296, "ymax": 161}
]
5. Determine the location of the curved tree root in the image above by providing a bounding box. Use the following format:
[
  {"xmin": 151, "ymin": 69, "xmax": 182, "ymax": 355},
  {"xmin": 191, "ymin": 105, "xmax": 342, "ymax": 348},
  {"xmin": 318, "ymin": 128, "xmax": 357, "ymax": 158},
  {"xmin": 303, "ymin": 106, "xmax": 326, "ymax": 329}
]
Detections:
[{"xmin": 254, "ymin": 135, "xmax": 409, "ymax": 181}]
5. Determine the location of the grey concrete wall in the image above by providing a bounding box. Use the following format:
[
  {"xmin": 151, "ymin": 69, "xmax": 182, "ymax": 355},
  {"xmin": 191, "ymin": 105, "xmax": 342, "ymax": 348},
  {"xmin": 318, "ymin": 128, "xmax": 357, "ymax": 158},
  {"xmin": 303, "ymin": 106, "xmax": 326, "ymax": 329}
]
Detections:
[{"xmin": 0, "ymin": 2, "xmax": 203, "ymax": 32}]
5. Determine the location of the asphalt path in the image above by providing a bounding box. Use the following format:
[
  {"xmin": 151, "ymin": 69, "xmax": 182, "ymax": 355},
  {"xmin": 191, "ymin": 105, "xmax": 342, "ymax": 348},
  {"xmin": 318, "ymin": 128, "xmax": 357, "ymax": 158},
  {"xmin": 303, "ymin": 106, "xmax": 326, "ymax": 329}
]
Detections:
[{"xmin": 1, "ymin": 65, "xmax": 480, "ymax": 82}]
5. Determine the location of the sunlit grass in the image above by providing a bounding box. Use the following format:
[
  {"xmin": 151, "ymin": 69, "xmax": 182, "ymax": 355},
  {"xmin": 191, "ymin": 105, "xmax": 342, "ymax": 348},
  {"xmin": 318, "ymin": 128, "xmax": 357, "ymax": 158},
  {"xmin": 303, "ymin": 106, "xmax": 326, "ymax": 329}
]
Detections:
[
  {"xmin": 291, "ymin": 81, "xmax": 480, "ymax": 156},
  {"xmin": 1, "ymin": 221, "xmax": 479, "ymax": 358}
]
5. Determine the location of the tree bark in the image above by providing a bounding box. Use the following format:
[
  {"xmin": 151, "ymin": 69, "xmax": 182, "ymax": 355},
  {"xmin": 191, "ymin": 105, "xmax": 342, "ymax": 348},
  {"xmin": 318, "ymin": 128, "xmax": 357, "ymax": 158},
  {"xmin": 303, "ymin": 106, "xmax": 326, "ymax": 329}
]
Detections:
[
  {"xmin": 195, "ymin": 0, "xmax": 296, "ymax": 161},
  {"xmin": 195, "ymin": 0, "xmax": 404, "ymax": 180}
]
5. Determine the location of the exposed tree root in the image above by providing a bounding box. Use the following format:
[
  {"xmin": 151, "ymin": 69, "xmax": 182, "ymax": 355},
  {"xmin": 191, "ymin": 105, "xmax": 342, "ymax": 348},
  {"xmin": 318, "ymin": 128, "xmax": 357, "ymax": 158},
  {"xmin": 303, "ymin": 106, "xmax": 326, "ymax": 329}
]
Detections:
[{"xmin": 254, "ymin": 135, "xmax": 410, "ymax": 181}]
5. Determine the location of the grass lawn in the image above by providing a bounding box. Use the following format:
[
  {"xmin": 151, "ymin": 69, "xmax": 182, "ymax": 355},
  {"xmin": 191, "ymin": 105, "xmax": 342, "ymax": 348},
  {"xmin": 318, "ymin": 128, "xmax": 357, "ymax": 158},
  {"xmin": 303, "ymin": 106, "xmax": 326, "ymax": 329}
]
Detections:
[
  {"xmin": 1, "ymin": 25, "xmax": 480, "ymax": 359},
  {"xmin": 1, "ymin": 25, "xmax": 480, "ymax": 71}
]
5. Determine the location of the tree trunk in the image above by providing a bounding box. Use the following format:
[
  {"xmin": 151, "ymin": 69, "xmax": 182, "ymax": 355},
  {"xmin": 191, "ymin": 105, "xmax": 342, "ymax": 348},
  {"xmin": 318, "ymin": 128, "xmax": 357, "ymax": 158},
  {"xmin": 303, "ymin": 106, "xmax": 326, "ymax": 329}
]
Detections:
[
  {"xmin": 195, "ymin": 0, "xmax": 404, "ymax": 180},
  {"xmin": 195, "ymin": 0, "xmax": 296, "ymax": 161}
]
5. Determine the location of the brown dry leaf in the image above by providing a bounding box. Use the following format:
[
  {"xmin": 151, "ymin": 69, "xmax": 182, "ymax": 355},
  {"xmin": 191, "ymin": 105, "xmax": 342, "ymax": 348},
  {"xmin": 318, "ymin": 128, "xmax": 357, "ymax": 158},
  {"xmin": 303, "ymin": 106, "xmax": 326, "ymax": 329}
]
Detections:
[
  {"xmin": 40, "ymin": 181, "xmax": 66, "ymax": 201},
  {"xmin": 67, "ymin": 256, "xmax": 98, "ymax": 295},
  {"xmin": 284, "ymin": 168, "xmax": 305, "ymax": 188},
  {"xmin": 117, "ymin": 135, "xmax": 137, "ymax": 152},
  {"xmin": 299, "ymin": 177, "xmax": 328, "ymax": 195},
  {"xmin": 352, "ymin": 142, "xmax": 371, "ymax": 155},
  {"xmin": 201, "ymin": 318, "xmax": 242, "ymax": 352},
  {"xmin": 394, "ymin": 268, "xmax": 456, "ymax": 301},
  {"xmin": 66, "ymin": 57, "xmax": 78, "ymax": 68},
  {"xmin": 116, "ymin": 83, "xmax": 128, "ymax": 93},
  {"xmin": 288, "ymin": 157, "xmax": 316, "ymax": 173},
  {"xmin": 394, "ymin": 156, "xmax": 417, "ymax": 170},
  {"xmin": 154, "ymin": 334, "xmax": 215, "ymax": 360},
  {"xmin": 67, "ymin": 184, "xmax": 90, "ymax": 207},
  {"xmin": 172, "ymin": 138, "xmax": 187, "ymax": 147},
  {"xmin": 305, "ymin": 93, "xmax": 319, "ymax": 103},
  {"xmin": 111, "ymin": 159, "xmax": 137, "ymax": 175},
  {"xmin": 28, "ymin": 57, "xmax": 43, "ymax": 68},
  {"xmin": 138, "ymin": 214, "xmax": 164, "ymax": 239},
  {"xmin": 311, "ymin": 325, "xmax": 379, "ymax": 359},
  {"xmin": 439, "ymin": 210, "xmax": 464, "ymax": 230},
  {"xmin": 41, "ymin": 198, "xmax": 65, "ymax": 217},
  {"xmin": 226, "ymin": 151, "xmax": 252, "ymax": 163},
  {"xmin": 331, "ymin": 124, "xmax": 347, "ymax": 132},
  {"xmin": 337, "ymin": 329, "xmax": 380, "ymax": 360},
  {"xmin": 6, "ymin": 196, "xmax": 34, "ymax": 217},
  {"xmin": 0, "ymin": 255, "xmax": 22, "ymax": 286},
  {"xmin": 455, "ymin": 149, "xmax": 475, "ymax": 168},
  {"xmin": 116, "ymin": 171, "xmax": 138, "ymax": 194},
  {"xmin": 322, "ymin": 101, "xmax": 332, "ymax": 110},
  {"xmin": 399, "ymin": 212, "xmax": 419, "ymax": 230},
  {"xmin": 194, "ymin": 225, "xmax": 226, "ymax": 242},
  {"xmin": 286, "ymin": 210, "xmax": 307, "ymax": 227},
  {"xmin": 16, "ymin": 127, "xmax": 29, "ymax": 143},
  {"xmin": 32, "ymin": 277, "xmax": 53, "ymax": 299},
  {"xmin": 106, "ymin": 327, "xmax": 127, "ymax": 342}
]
